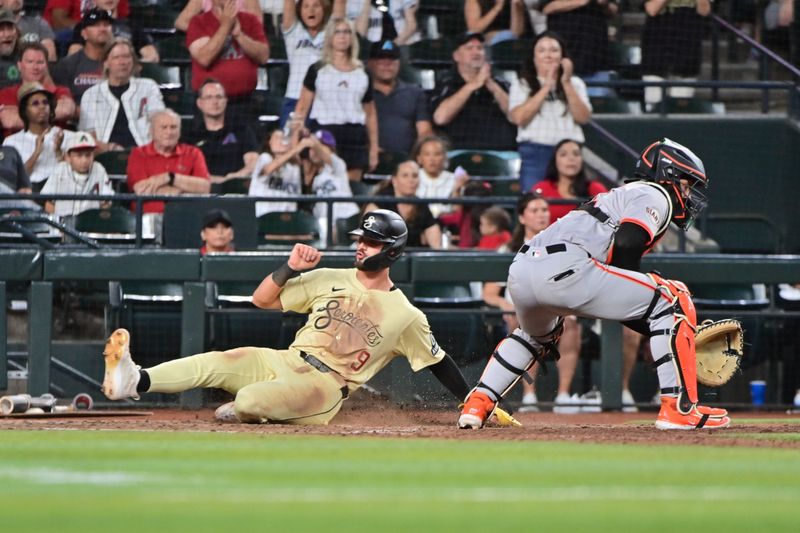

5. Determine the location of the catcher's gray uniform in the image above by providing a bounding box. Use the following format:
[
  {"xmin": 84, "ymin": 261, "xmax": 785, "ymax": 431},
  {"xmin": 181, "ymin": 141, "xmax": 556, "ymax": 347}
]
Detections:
[{"xmin": 474, "ymin": 181, "xmax": 687, "ymax": 401}]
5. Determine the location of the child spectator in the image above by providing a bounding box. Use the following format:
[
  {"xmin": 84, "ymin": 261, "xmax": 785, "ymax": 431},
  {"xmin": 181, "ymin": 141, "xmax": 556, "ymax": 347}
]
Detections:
[
  {"xmin": 412, "ymin": 135, "xmax": 468, "ymax": 218},
  {"xmin": 40, "ymin": 131, "xmax": 113, "ymax": 222},
  {"xmin": 476, "ymin": 205, "xmax": 511, "ymax": 250},
  {"xmin": 249, "ymin": 128, "xmax": 303, "ymax": 216}
]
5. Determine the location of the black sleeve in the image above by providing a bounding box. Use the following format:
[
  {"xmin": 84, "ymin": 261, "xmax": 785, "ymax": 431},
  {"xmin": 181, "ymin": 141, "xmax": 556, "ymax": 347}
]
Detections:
[
  {"xmin": 609, "ymin": 222, "xmax": 651, "ymax": 272},
  {"xmin": 427, "ymin": 353, "xmax": 470, "ymax": 400},
  {"xmin": 302, "ymin": 62, "xmax": 321, "ymax": 92},
  {"xmin": 242, "ymin": 125, "xmax": 260, "ymax": 154}
]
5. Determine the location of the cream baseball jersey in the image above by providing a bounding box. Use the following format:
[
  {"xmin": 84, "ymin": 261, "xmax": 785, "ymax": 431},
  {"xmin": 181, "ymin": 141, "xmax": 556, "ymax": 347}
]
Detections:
[{"xmin": 281, "ymin": 268, "xmax": 444, "ymax": 388}]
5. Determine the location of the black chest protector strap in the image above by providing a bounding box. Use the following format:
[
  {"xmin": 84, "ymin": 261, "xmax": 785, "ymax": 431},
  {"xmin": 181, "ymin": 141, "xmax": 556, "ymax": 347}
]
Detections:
[{"xmin": 577, "ymin": 203, "xmax": 610, "ymax": 223}]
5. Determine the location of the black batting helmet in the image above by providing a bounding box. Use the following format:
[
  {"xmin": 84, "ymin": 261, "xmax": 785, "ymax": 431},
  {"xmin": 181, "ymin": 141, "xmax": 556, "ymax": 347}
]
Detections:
[
  {"xmin": 349, "ymin": 209, "xmax": 408, "ymax": 271},
  {"xmin": 632, "ymin": 138, "xmax": 709, "ymax": 230}
]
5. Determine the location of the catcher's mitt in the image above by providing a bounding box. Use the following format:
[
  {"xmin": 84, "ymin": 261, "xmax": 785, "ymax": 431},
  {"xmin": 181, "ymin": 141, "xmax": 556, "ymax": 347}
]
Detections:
[{"xmin": 695, "ymin": 319, "xmax": 744, "ymax": 387}]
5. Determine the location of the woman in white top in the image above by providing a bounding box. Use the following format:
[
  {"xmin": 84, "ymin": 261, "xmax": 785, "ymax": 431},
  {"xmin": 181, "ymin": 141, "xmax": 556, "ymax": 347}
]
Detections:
[
  {"xmin": 78, "ymin": 38, "xmax": 165, "ymax": 153},
  {"xmin": 293, "ymin": 17, "xmax": 379, "ymax": 181},
  {"xmin": 508, "ymin": 31, "xmax": 592, "ymax": 193},
  {"xmin": 412, "ymin": 135, "xmax": 468, "ymax": 218},
  {"xmin": 280, "ymin": 0, "xmax": 342, "ymax": 126},
  {"xmin": 249, "ymin": 129, "xmax": 303, "ymax": 217}
]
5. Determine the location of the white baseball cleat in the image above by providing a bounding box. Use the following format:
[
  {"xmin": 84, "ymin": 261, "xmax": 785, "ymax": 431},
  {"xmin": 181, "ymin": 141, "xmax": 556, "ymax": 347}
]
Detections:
[
  {"xmin": 214, "ymin": 401, "xmax": 240, "ymax": 423},
  {"xmin": 101, "ymin": 328, "xmax": 141, "ymax": 400}
]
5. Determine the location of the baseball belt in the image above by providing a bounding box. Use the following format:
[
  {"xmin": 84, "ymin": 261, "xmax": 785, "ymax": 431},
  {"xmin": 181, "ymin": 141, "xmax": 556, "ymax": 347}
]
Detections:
[{"xmin": 299, "ymin": 351, "xmax": 349, "ymax": 399}]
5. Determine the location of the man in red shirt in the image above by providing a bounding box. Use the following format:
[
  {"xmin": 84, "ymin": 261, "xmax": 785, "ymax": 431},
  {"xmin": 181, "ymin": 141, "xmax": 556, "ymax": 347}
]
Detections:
[
  {"xmin": 0, "ymin": 42, "xmax": 75, "ymax": 135},
  {"xmin": 186, "ymin": 0, "xmax": 268, "ymax": 103},
  {"xmin": 126, "ymin": 109, "xmax": 211, "ymax": 215},
  {"xmin": 44, "ymin": 0, "xmax": 129, "ymax": 30}
]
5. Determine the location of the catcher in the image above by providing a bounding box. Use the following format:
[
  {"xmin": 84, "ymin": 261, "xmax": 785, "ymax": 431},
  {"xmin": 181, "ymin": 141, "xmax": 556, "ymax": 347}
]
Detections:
[
  {"xmin": 100, "ymin": 209, "xmax": 518, "ymax": 426},
  {"xmin": 460, "ymin": 139, "xmax": 739, "ymax": 430}
]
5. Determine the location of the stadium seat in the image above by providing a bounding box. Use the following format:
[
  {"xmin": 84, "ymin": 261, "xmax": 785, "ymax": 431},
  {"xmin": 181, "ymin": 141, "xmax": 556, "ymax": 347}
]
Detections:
[
  {"xmin": 211, "ymin": 178, "xmax": 250, "ymax": 196},
  {"xmin": 163, "ymin": 90, "xmax": 196, "ymax": 116},
  {"xmin": 158, "ymin": 34, "xmax": 191, "ymax": 65},
  {"xmin": 409, "ymin": 38, "xmax": 453, "ymax": 68},
  {"xmin": 449, "ymin": 151, "xmax": 514, "ymax": 177},
  {"xmin": 334, "ymin": 213, "xmax": 361, "ymax": 246},
  {"xmin": 590, "ymin": 96, "xmax": 635, "ymax": 114},
  {"xmin": 703, "ymin": 215, "xmax": 782, "ymax": 254},
  {"xmin": 139, "ymin": 63, "xmax": 181, "ymax": 89},
  {"xmin": 487, "ymin": 178, "xmax": 521, "ymax": 197},
  {"xmin": 650, "ymin": 97, "xmax": 720, "ymax": 115},
  {"xmin": 490, "ymin": 39, "xmax": 532, "ymax": 69},
  {"xmin": 129, "ymin": 5, "xmax": 179, "ymax": 32},
  {"xmin": 94, "ymin": 150, "xmax": 131, "ymax": 178},
  {"xmin": 418, "ymin": 0, "xmax": 466, "ymax": 37},
  {"xmin": 258, "ymin": 211, "xmax": 320, "ymax": 246},
  {"xmin": 206, "ymin": 281, "xmax": 289, "ymax": 350},
  {"xmin": 74, "ymin": 207, "xmax": 136, "ymax": 243}
]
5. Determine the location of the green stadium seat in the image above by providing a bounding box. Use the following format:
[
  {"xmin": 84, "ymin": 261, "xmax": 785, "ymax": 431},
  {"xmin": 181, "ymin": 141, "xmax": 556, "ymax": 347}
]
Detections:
[
  {"xmin": 74, "ymin": 207, "xmax": 136, "ymax": 242},
  {"xmin": 487, "ymin": 178, "xmax": 521, "ymax": 197},
  {"xmin": 258, "ymin": 211, "xmax": 320, "ymax": 246},
  {"xmin": 163, "ymin": 90, "xmax": 196, "ymax": 116},
  {"xmin": 650, "ymin": 97, "xmax": 720, "ymax": 115},
  {"xmin": 490, "ymin": 39, "xmax": 532, "ymax": 69},
  {"xmin": 590, "ymin": 96, "xmax": 635, "ymax": 114},
  {"xmin": 94, "ymin": 150, "xmax": 131, "ymax": 177},
  {"xmin": 211, "ymin": 178, "xmax": 251, "ymax": 196},
  {"xmin": 158, "ymin": 34, "xmax": 191, "ymax": 65},
  {"xmin": 409, "ymin": 38, "xmax": 453, "ymax": 67},
  {"xmin": 449, "ymin": 151, "xmax": 514, "ymax": 177},
  {"xmin": 206, "ymin": 281, "xmax": 289, "ymax": 350},
  {"xmin": 334, "ymin": 213, "xmax": 361, "ymax": 246},
  {"xmin": 139, "ymin": 63, "xmax": 181, "ymax": 89}
]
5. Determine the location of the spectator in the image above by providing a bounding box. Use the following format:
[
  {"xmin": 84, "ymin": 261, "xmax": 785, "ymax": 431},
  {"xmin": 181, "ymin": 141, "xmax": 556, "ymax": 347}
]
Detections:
[
  {"xmin": 249, "ymin": 128, "xmax": 303, "ymax": 217},
  {"xmin": 438, "ymin": 179, "xmax": 491, "ymax": 248},
  {"xmin": 347, "ymin": 0, "xmax": 420, "ymax": 44},
  {"xmin": 41, "ymin": 131, "xmax": 113, "ymax": 221},
  {"xmin": 364, "ymin": 159, "xmax": 442, "ymax": 248},
  {"xmin": 51, "ymin": 8, "xmax": 113, "ymax": 101},
  {"xmin": 297, "ymin": 128, "xmax": 359, "ymax": 225},
  {"xmin": 175, "ymin": 0, "xmax": 263, "ymax": 32},
  {"xmin": 481, "ymin": 192, "xmax": 582, "ymax": 412},
  {"xmin": 0, "ymin": 143, "xmax": 29, "ymax": 196},
  {"xmin": 44, "ymin": 0, "xmax": 129, "ymax": 30},
  {"xmin": 183, "ymin": 79, "xmax": 259, "ymax": 185},
  {"xmin": 464, "ymin": 0, "xmax": 526, "ymax": 45},
  {"xmin": 430, "ymin": 32, "xmax": 516, "ymax": 151},
  {"xmin": 293, "ymin": 17, "xmax": 378, "ymax": 181},
  {"xmin": 541, "ymin": 0, "xmax": 618, "ymax": 79},
  {"xmin": 0, "ymin": 42, "xmax": 75, "ymax": 136},
  {"xmin": 67, "ymin": 0, "xmax": 160, "ymax": 63},
  {"xmin": 531, "ymin": 138, "xmax": 606, "ymax": 223},
  {"xmin": 200, "ymin": 208, "xmax": 235, "ymax": 253},
  {"xmin": 79, "ymin": 38, "xmax": 165, "ymax": 153},
  {"xmin": 0, "ymin": 8, "xmax": 20, "ymax": 88},
  {"xmin": 476, "ymin": 205, "xmax": 511, "ymax": 249},
  {"xmin": 641, "ymin": 0, "xmax": 712, "ymax": 109},
  {"xmin": 279, "ymin": 0, "xmax": 339, "ymax": 126},
  {"xmin": 412, "ymin": 135, "xmax": 467, "ymax": 218},
  {"xmin": 187, "ymin": 0, "xmax": 269, "ymax": 117},
  {"xmin": 126, "ymin": 109, "xmax": 211, "ymax": 218},
  {"xmin": 1, "ymin": 0, "xmax": 57, "ymax": 61},
  {"xmin": 3, "ymin": 82, "xmax": 64, "ymax": 192},
  {"xmin": 509, "ymin": 31, "xmax": 591, "ymax": 192},
  {"xmin": 368, "ymin": 38, "xmax": 432, "ymax": 156}
]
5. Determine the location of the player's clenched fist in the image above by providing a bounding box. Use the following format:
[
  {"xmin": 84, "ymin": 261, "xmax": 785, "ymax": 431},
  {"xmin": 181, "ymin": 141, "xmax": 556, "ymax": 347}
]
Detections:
[{"xmin": 288, "ymin": 243, "xmax": 323, "ymax": 272}]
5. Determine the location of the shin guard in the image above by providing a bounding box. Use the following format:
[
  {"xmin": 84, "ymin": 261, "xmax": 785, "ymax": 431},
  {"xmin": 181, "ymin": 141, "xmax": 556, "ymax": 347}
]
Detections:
[{"xmin": 475, "ymin": 329, "xmax": 541, "ymax": 401}]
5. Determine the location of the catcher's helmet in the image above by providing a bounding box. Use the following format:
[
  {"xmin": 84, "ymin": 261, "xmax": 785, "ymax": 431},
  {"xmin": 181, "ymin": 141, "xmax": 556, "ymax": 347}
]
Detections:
[
  {"xmin": 349, "ymin": 209, "xmax": 408, "ymax": 271},
  {"xmin": 632, "ymin": 138, "xmax": 708, "ymax": 230}
]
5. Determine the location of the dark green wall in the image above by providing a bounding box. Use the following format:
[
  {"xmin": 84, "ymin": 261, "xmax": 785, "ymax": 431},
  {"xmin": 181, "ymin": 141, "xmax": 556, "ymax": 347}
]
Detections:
[{"xmin": 588, "ymin": 117, "xmax": 800, "ymax": 252}]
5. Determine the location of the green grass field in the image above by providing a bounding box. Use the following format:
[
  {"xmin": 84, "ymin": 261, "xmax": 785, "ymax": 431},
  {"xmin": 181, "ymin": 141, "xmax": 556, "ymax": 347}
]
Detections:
[{"xmin": 1, "ymin": 429, "xmax": 798, "ymax": 532}]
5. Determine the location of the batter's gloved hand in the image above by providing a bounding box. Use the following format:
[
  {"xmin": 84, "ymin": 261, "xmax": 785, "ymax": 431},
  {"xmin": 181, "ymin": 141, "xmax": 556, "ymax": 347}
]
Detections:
[{"xmin": 695, "ymin": 319, "xmax": 744, "ymax": 386}]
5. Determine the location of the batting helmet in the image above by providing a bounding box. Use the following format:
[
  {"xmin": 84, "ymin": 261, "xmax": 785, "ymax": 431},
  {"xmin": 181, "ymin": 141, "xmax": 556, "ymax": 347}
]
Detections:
[
  {"xmin": 349, "ymin": 209, "xmax": 408, "ymax": 271},
  {"xmin": 633, "ymin": 138, "xmax": 708, "ymax": 230}
]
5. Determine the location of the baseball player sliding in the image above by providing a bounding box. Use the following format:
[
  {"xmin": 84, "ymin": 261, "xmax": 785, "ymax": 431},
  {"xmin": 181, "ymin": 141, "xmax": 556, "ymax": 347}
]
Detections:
[
  {"xmin": 460, "ymin": 139, "xmax": 731, "ymax": 430},
  {"xmin": 101, "ymin": 210, "xmax": 478, "ymax": 424}
]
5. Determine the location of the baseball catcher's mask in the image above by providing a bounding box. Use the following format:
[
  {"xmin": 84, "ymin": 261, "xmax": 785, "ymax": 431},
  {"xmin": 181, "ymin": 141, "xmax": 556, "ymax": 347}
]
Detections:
[
  {"xmin": 349, "ymin": 209, "xmax": 408, "ymax": 271},
  {"xmin": 633, "ymin": 138, "xmax": 708, "ymax": 230}
]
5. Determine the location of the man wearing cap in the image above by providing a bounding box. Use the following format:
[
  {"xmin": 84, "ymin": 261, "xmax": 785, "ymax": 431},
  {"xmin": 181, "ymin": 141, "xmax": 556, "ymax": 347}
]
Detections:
[
  {"xmin": 200, "ymin": 208, "xmax": 235, "ymax": 254},
  {"xmin": 40, "ymin": 131, "xmax": 113, "ymax": 220},
  {"xmin": 367, "ymin": 38, "xmax": 431, "ymax": 156},
  {"xmin": 187, "ymin": 0, "xmax": 269, "ymax": 115},
  {"xmin": 67, "ymin": 0, "xmax": 159, "ymax": 63},
  {"xmin": 2, "ymin": 82, "xmax": 64, "ymax": 192},
  {"xmin": 0, "ymin": 0, "xmax": 57, "ymax": 61},
  {"xmin": 0, "ymin": 42, "xmax": 75, "ymax": 135},
  {"xmin": 126, "ymin": 109, "xmax": 211, "ymax": 216},
  {"xmin": 0, "ymin": 7, "xmax": 20, "ymax": 88},
  {"xmin": 51, "ymin": 8, "xmax": 113, "ymax": 100},
  {"xmin": 183, "ymin": 79, "xmax": 259, "ymax": 189},
  {"xmin": 430, "ymin": 32, "xmax": 516, "ymax": 151}
]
